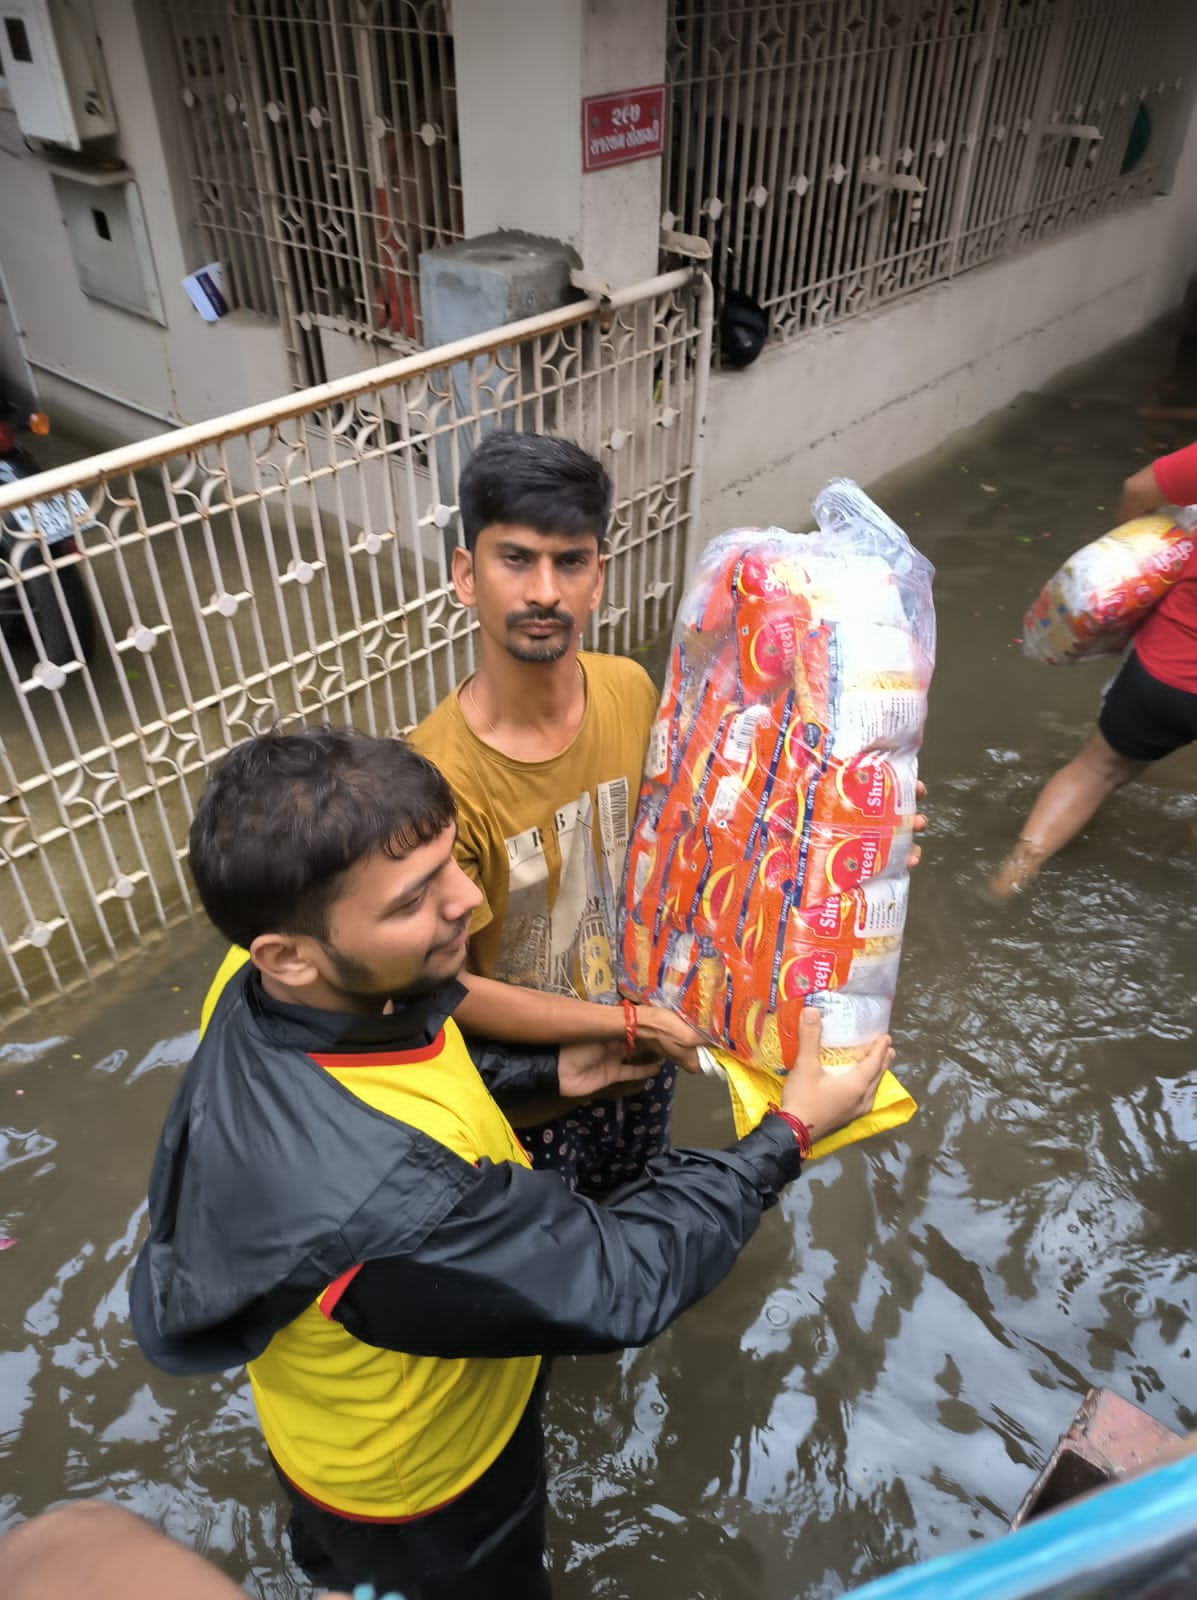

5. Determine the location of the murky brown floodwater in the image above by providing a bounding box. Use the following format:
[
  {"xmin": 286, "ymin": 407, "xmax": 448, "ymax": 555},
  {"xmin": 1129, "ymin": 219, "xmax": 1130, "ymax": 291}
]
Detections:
[{"xmin": 3, "ymin": 319, "xmax": 1196, "ymax": 1598}]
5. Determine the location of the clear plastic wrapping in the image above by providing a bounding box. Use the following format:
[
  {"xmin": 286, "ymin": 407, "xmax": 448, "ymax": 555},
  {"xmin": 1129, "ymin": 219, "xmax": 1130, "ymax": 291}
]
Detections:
[
  {"xmin": 619, "ymin": 480, "xmax": 935, "ymax": 1074},
  {"xmin": 1022, "ymin": 513, "xmax": 1195, "ymax": 665}
]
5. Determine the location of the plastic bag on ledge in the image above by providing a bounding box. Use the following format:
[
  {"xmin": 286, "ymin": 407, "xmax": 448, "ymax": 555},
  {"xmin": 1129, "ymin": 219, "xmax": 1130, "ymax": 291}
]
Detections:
[
  {"xmin": 1022, "ymin": 511, "xmax": 1196, "ymax": 665},
  {"xmin": 619, "ymin": 479, "xmax": 934, "ymax": 1145}
]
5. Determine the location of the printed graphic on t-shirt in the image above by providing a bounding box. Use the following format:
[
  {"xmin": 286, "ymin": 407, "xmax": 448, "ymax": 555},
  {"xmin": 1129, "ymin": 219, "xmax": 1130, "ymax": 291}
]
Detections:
[{"xmin": 495, "ymin": 779, "xmax": 630, "ymax": 1000}]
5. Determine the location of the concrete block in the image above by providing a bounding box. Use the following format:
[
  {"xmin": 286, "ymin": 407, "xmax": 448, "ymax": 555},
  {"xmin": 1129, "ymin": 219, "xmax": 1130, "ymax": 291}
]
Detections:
[
  {"xmin": 418, "ymin": 233, "xmax": 583, "ymax": 541},
  {"xmin": 420, "ymin": 232, "xmax": 581, "ymax": 348}
]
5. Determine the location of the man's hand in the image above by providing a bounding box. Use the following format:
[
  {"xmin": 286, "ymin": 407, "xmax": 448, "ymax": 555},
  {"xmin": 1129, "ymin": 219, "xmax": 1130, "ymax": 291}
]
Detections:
[
  {"xmin": 908, "ymin": 778, "xmax": 928, "ymax": 869},
  {"xmin": 634, "ymin": 1006, "xmax": 705, "ymax": 1073},
  {"xmin": 780, "ymin": 1008, "xmax": 893, "ymax": 1145},
  {"xmin": 557, "ymin": 1039, "xmax": 659, "ymax": 1101}
]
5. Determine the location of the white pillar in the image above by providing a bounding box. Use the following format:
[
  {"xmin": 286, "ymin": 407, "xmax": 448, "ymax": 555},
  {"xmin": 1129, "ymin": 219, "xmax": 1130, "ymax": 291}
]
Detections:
[{"xmin": 452, "ymin": 0, "xmax": 668, "ymax": 288}]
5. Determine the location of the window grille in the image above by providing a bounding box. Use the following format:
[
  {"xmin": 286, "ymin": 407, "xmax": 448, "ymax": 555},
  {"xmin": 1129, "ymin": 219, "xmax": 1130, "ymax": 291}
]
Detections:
[
  {"xmin": 663, "ymin": 0, "xmax": 1197, "ymax": 352},
  {"xmin": 165, "ymin": 0, "xmax": 464, "ymax": 382},
  {"xmin": 167, "ymin": 16, "xmax": 277, "ymax": 319}
]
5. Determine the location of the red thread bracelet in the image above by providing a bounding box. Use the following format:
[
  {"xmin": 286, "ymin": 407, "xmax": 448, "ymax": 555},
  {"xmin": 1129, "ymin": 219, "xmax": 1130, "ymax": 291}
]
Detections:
[
  {"xmin": 769, "ymin": 1106, "xmax": 813, "ymax": 1160},
  {"xmin": 620, "ymin": 998, "xmax": 639, "ymax": 1059}
]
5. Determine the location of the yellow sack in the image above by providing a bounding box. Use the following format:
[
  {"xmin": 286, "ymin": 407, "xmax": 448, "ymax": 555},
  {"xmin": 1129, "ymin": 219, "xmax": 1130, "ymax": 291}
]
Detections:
[{"xmin": 711, "ymin": 1046, "xmax": 916, "ymax": 1158}]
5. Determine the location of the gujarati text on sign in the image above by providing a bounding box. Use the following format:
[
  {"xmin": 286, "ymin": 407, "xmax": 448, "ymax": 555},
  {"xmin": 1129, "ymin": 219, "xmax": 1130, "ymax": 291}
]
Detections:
[{"xmin": 582, "ymin": 85, "xmax": 666, "ymax": 173}]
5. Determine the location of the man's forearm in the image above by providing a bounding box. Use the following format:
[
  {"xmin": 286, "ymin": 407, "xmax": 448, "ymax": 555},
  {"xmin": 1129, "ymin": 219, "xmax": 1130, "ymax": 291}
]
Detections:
[
  {"xmin": 1119, "ymin": 463, "xmax": 1166, "ymax": 522},
  {"xmin": 467, "ymin": 1036, "xmax": 559, "ymax": 1102},
  {"xmin": 456, "ymin": 971, "xmax": 624, "ymax": 1045},
  {"xmin": 335, "ymin": 1118, "xmax": 803, "ymax": 1361},
  {"xmin": 0, "ymin": 1504, "xmax": 244, "ymax": 1600},
  {"xmin": 465, "ymin": 1034, "xmax": 576, "ymax": 1128}
]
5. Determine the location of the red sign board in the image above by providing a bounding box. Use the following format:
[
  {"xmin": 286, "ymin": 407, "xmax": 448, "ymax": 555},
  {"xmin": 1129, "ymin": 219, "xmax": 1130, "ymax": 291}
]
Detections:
[{"xmin": 581, "ymin": 84, "xmax": 666, "ymax": 173}]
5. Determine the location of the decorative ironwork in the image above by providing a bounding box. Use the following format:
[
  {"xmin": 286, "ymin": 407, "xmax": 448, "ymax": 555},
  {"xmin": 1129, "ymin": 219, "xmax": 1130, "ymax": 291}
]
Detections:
[
  {"xmin": 0, "ymin": 271, "xmax": 712, "ymax": 1014},
  {"xmin": 663, "ymin": 0, "xmax": 1196, "ymax": 351},
  {"xmin": 165, "ymin": 0, "xmax": 464, "ymax": 383}
]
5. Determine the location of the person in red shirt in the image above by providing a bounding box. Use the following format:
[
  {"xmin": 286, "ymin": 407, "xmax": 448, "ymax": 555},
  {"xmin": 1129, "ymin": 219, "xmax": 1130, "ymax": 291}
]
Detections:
[{"xmin": 992, "ymin": 439, "xmax": 1197, "ymax": 896}]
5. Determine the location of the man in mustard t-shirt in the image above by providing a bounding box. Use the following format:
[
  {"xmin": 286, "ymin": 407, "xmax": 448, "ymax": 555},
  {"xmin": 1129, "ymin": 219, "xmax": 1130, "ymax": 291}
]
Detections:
[{"xmin": 410, "ymin": 432, "xmax": 704, "ymax": 1195}]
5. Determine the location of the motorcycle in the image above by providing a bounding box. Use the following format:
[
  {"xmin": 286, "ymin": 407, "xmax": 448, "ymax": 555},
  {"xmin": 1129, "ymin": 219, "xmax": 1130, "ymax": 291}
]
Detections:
[{"xmin": 0, "ymin": 401, "xmax": 97, "ymax": 668}]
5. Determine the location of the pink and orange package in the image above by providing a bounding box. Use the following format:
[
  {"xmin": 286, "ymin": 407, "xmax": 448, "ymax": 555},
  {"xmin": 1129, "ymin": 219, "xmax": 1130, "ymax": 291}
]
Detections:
[
  {"xmin": 1022, "ymin": 513, "xmax": 1195, "ymax": 665},
  {"xmin": 619, "ymin": 480, "xmax": 935, "ymax": 1146}
]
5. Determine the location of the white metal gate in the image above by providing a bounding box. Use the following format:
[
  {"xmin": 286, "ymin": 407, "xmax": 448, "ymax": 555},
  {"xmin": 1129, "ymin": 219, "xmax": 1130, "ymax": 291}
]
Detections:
[{"xmin": 0, "ymin": 270, "xmax": 713, "ymax": 1016}]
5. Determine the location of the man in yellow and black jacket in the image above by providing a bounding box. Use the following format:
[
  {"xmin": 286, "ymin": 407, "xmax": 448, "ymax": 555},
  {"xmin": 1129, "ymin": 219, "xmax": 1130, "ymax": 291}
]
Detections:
[{"xmin": 130, "ymin": 727, "xmax": 892, "ymax": 1600}]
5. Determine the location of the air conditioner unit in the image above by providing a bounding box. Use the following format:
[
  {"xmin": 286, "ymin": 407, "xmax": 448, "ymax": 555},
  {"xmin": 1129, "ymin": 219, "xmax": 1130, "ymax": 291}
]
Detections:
[{"xmin": 0, "ymin": 0, "xmax": 116, "ymax": 149}]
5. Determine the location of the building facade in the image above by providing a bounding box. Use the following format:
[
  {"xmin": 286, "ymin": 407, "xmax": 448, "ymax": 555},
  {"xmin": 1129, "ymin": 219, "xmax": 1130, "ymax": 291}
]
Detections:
[
  {"xmin": 3, "ymin": 0, "xmax": 1197, "ymax": 1008},
  {"xmin": 1, "ymin": 1, "xmax": 1196, "ymax": 536}
]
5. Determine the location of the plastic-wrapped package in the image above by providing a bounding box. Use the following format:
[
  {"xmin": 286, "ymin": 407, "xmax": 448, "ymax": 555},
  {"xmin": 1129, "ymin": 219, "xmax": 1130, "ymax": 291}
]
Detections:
[
  {"xmin": 1022, "ymin": 514, "xmax": 1195, "ymax": 665},
  {"xmin": 620, "ymin": 480, "xmax": 934, "ymax": 1117}
]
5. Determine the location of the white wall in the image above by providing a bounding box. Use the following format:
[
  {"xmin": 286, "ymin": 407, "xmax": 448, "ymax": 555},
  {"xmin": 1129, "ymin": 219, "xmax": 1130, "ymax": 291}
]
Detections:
[
  {"xmin": 0, "ymin": 0, "xmax": 290, "ymax": 445},
  {"xmin": 453, "ymin": 0, "xmax": 666, "ymax": 288},
  {"xmin": 701, "ymin": 103, "xmax": 1197, "ymax": 543},
  {"xmin": 3, "ymin": 2, "xmax": 1195, "ymax": 505}
]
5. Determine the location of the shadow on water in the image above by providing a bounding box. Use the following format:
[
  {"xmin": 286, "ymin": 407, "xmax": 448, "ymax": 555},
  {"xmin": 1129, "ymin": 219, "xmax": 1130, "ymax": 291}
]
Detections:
[{"xmin": 2, "ymin": 316, "xmax": 1196, "ymax": 1597}]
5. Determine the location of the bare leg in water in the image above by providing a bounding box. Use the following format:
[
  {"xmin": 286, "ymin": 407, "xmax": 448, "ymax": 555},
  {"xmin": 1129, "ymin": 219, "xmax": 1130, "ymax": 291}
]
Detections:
[{"xmin": 990, "ymin": 728, "xmax": 1147, "ymax": 897}]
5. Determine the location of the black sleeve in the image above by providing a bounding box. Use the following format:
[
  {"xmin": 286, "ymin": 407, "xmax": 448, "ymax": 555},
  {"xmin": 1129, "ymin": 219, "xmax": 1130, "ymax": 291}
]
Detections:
[
  {"xmin": 464, "ymin": 1033, "xmax": 560, "ymax": 1103},
  {"xmin": 332, "ymin": 1118, "xmax": 802, "ymax": 1360}
]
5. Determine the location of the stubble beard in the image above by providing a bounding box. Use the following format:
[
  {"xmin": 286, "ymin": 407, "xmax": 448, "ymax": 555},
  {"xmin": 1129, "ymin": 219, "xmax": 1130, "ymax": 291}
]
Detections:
[
  {"xmin": 504, "ymin": 633, "xmax": 573, "ymax": 664},
  {"xmin": 502, "ymin": 606, "xmax": 576, "ymax": 664},
  {"xmin": 322, "ymin": 928, "xmax": 468, "ymax": 1005}
]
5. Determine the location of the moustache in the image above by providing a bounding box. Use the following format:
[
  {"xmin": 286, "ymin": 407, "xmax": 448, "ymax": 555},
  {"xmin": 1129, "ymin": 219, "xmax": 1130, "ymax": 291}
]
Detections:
[
  {"xmin": 506, "ymin": 608, "xmax": 573, "ymax": 629},
  {"xmin": 435, "ymin": 916, "xmax": 471, "ymax": 952}
]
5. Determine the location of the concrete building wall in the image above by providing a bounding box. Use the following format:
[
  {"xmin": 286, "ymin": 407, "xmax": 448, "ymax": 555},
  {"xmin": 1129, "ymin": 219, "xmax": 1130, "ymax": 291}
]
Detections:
[
  {"xmin": 452, "ymin": 0, "xmax": 667, "ymax": 288},
  {"xmin": 1, "ymin": 0, "xmax": 1195, "ymax": 537},
  {"xmin": 0, "ymin": 0, "xmax": 289, "ymax": 443},
  {"xmin": 701, "ymin": 100, "xmax": 1197, "ymax": 542}
]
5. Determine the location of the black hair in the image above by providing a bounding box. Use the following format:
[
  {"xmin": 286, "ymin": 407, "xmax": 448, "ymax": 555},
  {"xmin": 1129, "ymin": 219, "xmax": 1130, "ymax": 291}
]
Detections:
[
  {"xmin": 188, "ymin": 726, "xmax": 455, "ymax": 950},
  {"xmin": 457, "ymin": 431, "xmax": 613, "ymax": 552}
]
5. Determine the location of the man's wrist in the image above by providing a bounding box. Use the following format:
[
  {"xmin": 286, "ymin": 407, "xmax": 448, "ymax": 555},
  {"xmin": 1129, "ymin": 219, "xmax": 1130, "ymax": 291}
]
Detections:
[
  {"xmin": 768, "ymin": 1104, "xmax": 813, "ymax": 1159},
  {"xmin": 619, "ymin": 999, "xmax": 639, "ymax": 1058},
  {"xmin": 734, "ymin": 1116, "xmax": 805, "ymax": 1199},
  {"xmin": 631, "ymin": 1005, "xmax": 658, "ymax": 1047},
  {"xmin": 596, "ymin": 1000, "xmax": 627, "ymax": 1042},
  {"xmin": 463, "ymin": 1035, "xmax": 560, "ymax": 1102}
]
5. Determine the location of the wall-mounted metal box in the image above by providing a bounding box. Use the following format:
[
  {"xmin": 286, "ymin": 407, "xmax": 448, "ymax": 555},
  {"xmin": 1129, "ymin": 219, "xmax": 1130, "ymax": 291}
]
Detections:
[
  {"xmin": 51, "ymin": 164, "xmax": 165, "ymax": 323},
  {"xmin": 0, "ymin": 0, "xmax": 116, "ymax": 148}
]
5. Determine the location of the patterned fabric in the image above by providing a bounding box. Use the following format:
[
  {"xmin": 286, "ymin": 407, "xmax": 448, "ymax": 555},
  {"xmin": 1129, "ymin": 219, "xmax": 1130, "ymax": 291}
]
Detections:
[{"xmin": 521, "ymin": 1063, "xmax": 678, "ymax": 1198}]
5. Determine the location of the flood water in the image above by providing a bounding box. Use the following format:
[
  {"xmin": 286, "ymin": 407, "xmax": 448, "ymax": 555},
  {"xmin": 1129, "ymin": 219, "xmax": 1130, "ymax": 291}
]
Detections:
[{"xmin": 2, "ymin": 320, "xmax": 1196, "ymax": 1598}]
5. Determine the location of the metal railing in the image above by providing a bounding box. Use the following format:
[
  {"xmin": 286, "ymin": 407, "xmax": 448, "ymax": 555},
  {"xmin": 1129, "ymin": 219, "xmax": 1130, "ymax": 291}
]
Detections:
[
  {"xmin": 0, "ymin": 270, "xmax": 713, "ymax": 1015},
  {"xmin": 662, "ymin": 0, "xmax": 1196, "ymax": 350},
  {"xmin": 164, "ymin": 0, "xmax": 463, "ymax": 383}
]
